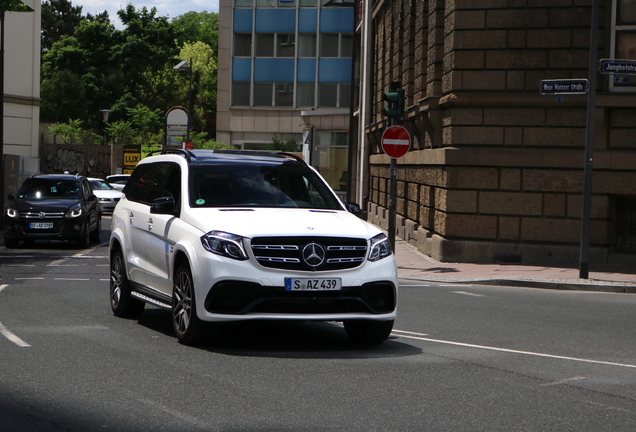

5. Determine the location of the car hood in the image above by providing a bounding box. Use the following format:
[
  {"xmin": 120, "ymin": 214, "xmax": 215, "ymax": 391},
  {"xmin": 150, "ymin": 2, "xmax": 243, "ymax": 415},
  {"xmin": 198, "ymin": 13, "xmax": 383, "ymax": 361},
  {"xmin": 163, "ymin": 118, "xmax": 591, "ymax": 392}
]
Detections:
[
  {"xmin": 183, "ymin": 208, "xmax": 381, "ymax": 239},
  {"xmin": 93, "ymin": 190, "xmax": 122, "ymax": 199},
  {"xmin": 11, "ymin": 198, "xmax": 80, "ymax": 213}
]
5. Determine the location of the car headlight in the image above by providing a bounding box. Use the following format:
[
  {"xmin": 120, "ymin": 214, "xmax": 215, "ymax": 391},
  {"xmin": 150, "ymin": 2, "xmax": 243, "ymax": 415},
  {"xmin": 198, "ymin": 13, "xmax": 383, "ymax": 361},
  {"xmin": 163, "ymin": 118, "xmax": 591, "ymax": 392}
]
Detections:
[
  {"xmin": 368, "ymin": 233, "xmax": 392, "ymax": 261},
  {"xmin": 65, "ymin": 204, "xmax": 83, "ymax": 218},
  {"xmin": 6, "ymin": 207, "xmax": 19, "ymax": 218},
  {"xmin": 201, "ymin": 231, "xmax": 248, "ymax": 260}
]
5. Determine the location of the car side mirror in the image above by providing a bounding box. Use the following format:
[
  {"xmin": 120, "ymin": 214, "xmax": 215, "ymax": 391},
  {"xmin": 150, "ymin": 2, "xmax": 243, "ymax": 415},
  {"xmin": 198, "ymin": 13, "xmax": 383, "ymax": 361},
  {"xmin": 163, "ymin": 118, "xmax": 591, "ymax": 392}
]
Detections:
[
  {"xmin": 7, "ymin": 193, "xmax": 14, "ymax": 201},
  {"xmin": 345, "ymin": 202, "xmax": 367, "ymax": 220},
  {"xmin": 151, "ymin": 197, "xmax": 177, "ymax": 216},
  {"xmin": 87, "ymin": 193, "xmax": 97, "ymax": 201}
]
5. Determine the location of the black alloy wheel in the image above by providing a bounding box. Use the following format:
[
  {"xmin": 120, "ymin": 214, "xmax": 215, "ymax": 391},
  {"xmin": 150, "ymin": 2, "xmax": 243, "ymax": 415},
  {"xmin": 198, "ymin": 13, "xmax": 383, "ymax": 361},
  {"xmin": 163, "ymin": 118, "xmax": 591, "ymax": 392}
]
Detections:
[
  {"xmin": 172, "ymin": 263, "xmax": 206, "ymax": 345},
  {"xmin": 110, "ymin": 247, "xmax": 145, "ymax": 317}
]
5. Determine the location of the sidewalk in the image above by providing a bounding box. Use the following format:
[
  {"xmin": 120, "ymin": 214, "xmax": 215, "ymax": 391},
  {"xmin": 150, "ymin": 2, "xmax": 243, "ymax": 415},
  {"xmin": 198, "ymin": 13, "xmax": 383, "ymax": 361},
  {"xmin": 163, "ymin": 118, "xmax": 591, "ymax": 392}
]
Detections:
[{"xmin": 394, "ymin": 240, "xmax": 636, "ymax": 293}]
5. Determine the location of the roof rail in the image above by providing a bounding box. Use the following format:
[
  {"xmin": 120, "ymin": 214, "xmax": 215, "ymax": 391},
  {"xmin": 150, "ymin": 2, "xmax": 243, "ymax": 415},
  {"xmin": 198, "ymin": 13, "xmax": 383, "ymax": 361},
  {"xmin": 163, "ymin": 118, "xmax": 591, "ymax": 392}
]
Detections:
[
  {"xmin": 148, "ymin": 148, "xmax": 196, "ymax": 163},
  {"xmin": 277, "ymin": 152, "xmax": 308, "ymax": 166}
]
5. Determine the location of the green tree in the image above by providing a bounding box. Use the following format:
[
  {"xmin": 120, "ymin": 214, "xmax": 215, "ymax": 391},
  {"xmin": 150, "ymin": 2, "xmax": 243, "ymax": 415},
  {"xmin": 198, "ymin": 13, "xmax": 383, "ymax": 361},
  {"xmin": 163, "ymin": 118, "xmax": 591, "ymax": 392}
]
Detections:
[
  {"xmin": 126, "ymin": 104, "xmax": 162, "ymax": 146},
  {"xmin": 41, "ymin": 18, "xmax": 119, "ymax": 128},
  {"xmin": 172, "ymin": 11, "xmax": 218, "ymax": 56},
  {"xmin": 106, "ymin": 120, "xmax": 134, "ymax": 146},
  {"xmin": 40, "ymin": 70, "xmax": 88, "ymax": 123},
  {"xmin": 176, "ymin": 41, "xmax": 217, "ymax": 137},
  {"xmin": 114, "ymin": 5, "xmax": 180, "ymax": 111},
  {"xmin": 189, "ymin": 131, "xmax": 234, "ymax": 150},
  {"xmin": 41, "ymin": 0, "xmax": 85, "ymax": 53},
  {"xmin": 48, "ymin": 119, "xmax": 84, "ymax": 144},
  {"xmin": 268, "ymin": 134, "xmax": 300, "ymax": 152}
]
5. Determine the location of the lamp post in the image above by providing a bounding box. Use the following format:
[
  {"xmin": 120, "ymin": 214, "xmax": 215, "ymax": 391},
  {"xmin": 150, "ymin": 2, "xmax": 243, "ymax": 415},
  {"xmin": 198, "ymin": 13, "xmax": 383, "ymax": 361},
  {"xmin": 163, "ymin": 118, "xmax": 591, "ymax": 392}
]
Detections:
[
  {"xmin": 0, "ymin": 1, "xmax": 34, "ymax": 228},
  {"xmin": 173, "ymin": 58, "xmax": 193, "ymax": 142},
  {"xmin": 100, "ymin": 109, "xmax": 112, "ymax": 173}
]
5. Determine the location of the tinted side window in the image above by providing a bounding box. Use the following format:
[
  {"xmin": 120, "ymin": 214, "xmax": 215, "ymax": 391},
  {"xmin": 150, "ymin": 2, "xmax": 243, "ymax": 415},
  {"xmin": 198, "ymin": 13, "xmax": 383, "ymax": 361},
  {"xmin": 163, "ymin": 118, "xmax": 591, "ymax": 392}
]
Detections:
[
  {"xmin": 124, "ymin": 162, "xmax": 181, "ymax": 208},
  {"xmin": 81, "ymin": 179, "xmax": 91, "ymax": 198},
  {"xmin": 124, "ymin": 164, "xmax": 152, "ymax": 204}
]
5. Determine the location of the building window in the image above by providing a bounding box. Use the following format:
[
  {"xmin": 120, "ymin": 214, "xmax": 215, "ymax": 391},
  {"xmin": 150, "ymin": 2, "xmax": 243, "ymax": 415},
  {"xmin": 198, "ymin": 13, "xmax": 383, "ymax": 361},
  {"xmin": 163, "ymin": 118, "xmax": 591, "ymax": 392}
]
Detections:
[
  {"xmin": 275, "ymin": 82, "xmax": 294, "ymax": 106},
  {"xmin": 320, "ymin": 33, "xmax": 352, "ymax": 57},
  {"xmin": 611, "ymin": 0, "xmax": 636, "ymax": 90},
  {"xmin": 254, "ymin": 82, "xmax": 274, "ymax": 106},
  {"xmin": 277, "ymin": 33, "xmax": 295, "ymax": 57},
  {"xmin": 256, "ymin": 0, "xmax": 296, "ymax": 6},
  {"xmin": 230, "ymin": 3, "xmax": 353, "ymax": 108},
  {"xmin": 255, "ymin": 33, "xmax": 275, "ymax": 56},
  {"xmin": 298, "ymin": 34, "xmax": 317, "ymax": 57},
  {"xmin": 255, "ymin": 33, "xmax": 296, "ymax": 57},
  {"xmin": 297, "ymin": 82, "xmax": 315, "ymax": 106},
  {"xmin": 615, "ymin": 196, "xmax": 636, "ymax": 253},
  {"xmin": 232, "ymin": 82, "xmax": 251, "ymax": 106},
  {"xmin": 234, "ymin": 34, "xmax": 252, "ymax": 56},
  {"xmin": 318, "ymin": 83, "xmax": 350, "ymax": 108}
]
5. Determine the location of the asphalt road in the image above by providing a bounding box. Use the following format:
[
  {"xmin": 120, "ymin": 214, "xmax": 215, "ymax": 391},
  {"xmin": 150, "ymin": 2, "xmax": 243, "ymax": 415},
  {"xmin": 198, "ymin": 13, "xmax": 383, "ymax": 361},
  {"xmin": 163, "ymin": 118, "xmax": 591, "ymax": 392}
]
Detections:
[{"xmin": 1, "ymin": 226, "xmax": 635, "ymax": 431}]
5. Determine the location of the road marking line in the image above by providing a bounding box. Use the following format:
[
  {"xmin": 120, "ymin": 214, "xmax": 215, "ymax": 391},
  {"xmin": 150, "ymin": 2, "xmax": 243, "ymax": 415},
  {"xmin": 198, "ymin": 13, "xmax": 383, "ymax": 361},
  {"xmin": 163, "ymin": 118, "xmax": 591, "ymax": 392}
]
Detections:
[
  {"xmin": 4, "ymin": 264, "xmax": 35, "ymax": 267},
  {"xmin": 452, "ymin": 291, "xmax": 485, "ymax": 297},
  {"xmin": 540, "ymin": 376, "xmax": 586, "ymax": 387},
  {"xmin": 14, "ymin": 277, "xmax": 45, "ymax": 280},
  {"xmin": 392, "ymin": 329, "xmax": 636, "ymax": 369},
  {"xmin": 54, "ymin": 278, "xmax": 90, "ymax": 281},
  {"xmin": 0, "ymin": 288, "xmax": 30, "ymax": 347},
  {"xmin": 0, "ymin": 321, "xmax": 31, "ymax": 347}
]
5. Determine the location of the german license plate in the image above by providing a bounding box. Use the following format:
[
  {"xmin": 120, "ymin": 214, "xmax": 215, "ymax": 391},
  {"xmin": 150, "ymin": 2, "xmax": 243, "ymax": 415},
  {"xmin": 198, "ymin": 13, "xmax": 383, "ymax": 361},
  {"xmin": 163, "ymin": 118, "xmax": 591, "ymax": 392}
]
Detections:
[
  {"xmin": 29, "ymin": 222, "xmax": 54, "ymax": 229},
  {"xmin": 285, "ymin": 277, "xmax": 342, "ymax": 291}
]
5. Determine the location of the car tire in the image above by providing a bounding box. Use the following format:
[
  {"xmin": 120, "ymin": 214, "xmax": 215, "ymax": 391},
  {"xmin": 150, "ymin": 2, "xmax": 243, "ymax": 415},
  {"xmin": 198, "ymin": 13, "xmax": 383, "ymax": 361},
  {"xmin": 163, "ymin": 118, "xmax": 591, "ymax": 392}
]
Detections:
[
  {"xmin": 110, "ymin": 247, "xmax": 145, "ymax": 318},
  {"xmin": 90, "ymin": 215, "xmax": 101, "ymax": 243},
  {"xmin": 4, "ymin": 236, "xmax": 19, "ymax": 248},
  {"xmin": 343, "ymin": 319, "xmax": 394, "ymax": 344},
  {"xmin": 172, "ymin": 262, "xmax": 206, "ymax": 346}
]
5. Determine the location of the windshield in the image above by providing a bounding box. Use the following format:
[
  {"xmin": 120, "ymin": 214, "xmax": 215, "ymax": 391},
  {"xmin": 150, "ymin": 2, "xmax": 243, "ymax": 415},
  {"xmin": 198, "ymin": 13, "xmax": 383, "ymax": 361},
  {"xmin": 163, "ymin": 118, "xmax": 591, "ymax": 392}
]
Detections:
[
  {"xmin": 17, "ymin": 179, "xmax": 81, "ymax": 200},
  {"xmin": 89, "ymin": 180, "xmax": 115, "ymax": 191},
  {"xmin": 189, "ymin": 162, "xmax": 342, "ymax": 210}
]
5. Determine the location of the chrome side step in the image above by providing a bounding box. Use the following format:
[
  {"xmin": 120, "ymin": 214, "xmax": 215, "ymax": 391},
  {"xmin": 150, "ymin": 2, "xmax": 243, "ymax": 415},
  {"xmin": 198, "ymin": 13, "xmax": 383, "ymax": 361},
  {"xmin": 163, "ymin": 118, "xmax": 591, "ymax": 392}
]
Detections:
[{"xmin": 131, "ymin": 291, "xmax": 171, "ymax": 309}]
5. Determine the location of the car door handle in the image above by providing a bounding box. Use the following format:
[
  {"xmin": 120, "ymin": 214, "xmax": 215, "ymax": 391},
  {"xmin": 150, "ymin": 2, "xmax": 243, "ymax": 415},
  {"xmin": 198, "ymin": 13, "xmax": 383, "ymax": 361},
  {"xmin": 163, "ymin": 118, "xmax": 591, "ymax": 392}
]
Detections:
[
  {"xmin": 129, "ymin": 212, "xmax": 134, "ymax": 225},
  {"xmin": 147, "ymin": 218, "xmax": 153, "ymax": 231}
]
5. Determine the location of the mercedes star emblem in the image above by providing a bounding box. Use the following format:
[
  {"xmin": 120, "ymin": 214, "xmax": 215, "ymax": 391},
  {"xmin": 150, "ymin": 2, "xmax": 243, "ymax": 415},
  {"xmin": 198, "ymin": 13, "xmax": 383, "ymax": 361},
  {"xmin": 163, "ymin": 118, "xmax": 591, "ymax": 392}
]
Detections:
[{"xmin": 301, "ymin": 242, "xmax": 326, "ymax": 268}]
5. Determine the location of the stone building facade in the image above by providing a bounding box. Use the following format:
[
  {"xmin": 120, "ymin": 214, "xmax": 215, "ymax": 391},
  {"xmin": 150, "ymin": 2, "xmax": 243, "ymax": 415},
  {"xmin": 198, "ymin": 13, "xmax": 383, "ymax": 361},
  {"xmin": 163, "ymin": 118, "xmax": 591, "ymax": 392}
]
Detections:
[{"xmin": 359, "ymin": 0, "xmax": 636, "ymax": 265}]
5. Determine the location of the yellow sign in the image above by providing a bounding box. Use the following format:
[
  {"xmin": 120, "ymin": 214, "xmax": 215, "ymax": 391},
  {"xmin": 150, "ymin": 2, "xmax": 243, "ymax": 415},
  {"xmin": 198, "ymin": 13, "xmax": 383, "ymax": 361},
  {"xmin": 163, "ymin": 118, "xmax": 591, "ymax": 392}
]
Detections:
[{"xmin": 123, "ymin": 145, "xmax": 141, "ymax": 174}]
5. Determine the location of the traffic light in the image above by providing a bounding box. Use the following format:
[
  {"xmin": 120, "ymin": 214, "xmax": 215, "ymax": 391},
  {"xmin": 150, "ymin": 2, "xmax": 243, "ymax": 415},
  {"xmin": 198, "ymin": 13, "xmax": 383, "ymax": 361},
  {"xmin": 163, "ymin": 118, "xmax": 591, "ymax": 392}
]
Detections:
[{"xmin": 383, "ymin": 84, "xmax": 405, "ymax": 126}]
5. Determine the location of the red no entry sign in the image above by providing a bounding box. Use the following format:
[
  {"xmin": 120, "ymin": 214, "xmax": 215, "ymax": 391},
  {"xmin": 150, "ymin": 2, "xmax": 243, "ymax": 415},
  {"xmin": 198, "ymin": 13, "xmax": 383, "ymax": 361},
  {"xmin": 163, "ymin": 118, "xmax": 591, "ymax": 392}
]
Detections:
[{"xmin": 381, "ymin": 125, "xmax": 411, "ymax": 158}]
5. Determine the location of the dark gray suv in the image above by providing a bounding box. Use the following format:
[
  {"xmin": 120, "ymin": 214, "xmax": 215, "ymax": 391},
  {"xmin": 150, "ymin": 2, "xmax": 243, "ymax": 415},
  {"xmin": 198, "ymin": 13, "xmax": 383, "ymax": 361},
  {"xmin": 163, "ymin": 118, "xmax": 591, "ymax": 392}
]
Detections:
[{"xmin": 4, "ymin": 173, "xmax": 101, "ymax": 248}]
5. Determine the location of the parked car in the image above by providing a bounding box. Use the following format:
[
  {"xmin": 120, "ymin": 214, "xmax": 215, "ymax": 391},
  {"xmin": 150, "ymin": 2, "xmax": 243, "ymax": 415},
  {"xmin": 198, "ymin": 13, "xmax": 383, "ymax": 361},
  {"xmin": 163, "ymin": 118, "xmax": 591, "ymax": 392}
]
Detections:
[
  {"xmin": 109, "ymin": 150, "xmax": 398, "ymax": 345},
  {"xmin": 4, "ymin": 173, "xmax": 101, "ymax": 248},
  {"xmin": 106, "ymin": 174, "xmax": 131, "ymax": 191},
  {"xmin": 88, "ymin": 178, "xmax": 123, "ymax": 214}
]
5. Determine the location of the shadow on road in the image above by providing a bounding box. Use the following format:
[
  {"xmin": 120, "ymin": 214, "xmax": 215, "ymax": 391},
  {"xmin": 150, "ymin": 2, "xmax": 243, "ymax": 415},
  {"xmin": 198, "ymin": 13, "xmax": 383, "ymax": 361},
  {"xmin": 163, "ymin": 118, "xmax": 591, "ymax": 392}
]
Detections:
[{"xmin": 137, "ymin": 308, "xmax": 422, "ymax": 360}]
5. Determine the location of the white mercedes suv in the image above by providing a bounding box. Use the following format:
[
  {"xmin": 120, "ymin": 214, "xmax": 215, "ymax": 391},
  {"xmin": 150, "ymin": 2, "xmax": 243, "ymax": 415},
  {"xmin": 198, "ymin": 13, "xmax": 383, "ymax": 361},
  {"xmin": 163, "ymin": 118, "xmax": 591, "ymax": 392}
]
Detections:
[{"xmin": 109, "ymin": 150, "xmax": 397, "ymax": 345}]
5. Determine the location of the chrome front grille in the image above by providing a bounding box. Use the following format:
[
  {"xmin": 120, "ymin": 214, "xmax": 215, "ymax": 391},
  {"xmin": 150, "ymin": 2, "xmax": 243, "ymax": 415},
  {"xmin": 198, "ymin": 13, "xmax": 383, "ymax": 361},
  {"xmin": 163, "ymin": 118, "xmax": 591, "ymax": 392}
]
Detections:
[
  {"xmin": 251, "ymin": 236, "xmax": 368, "ymax": 271},
  {"xmin": 22, "ymin": 212, "xmax": 64, "ymax": 219}
]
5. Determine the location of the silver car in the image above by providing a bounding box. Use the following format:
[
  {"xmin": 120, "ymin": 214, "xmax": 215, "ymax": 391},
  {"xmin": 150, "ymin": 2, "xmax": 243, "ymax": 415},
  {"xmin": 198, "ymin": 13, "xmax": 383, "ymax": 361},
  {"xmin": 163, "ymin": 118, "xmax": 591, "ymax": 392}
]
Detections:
[
  {"xmin": 88, "ymin": 178, "xmax": 123, "ymax": 214},
  {"xmin": 106, "ymin": 174, "xmax": 130, "ymax": 191}
]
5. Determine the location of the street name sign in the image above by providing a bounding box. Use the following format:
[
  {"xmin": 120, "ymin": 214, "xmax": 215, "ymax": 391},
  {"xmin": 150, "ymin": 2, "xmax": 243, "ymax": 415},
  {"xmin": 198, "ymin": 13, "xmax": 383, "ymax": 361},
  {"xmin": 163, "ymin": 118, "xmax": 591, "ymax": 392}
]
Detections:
[
  {"xmin": 540, "ymin": 79, "xmax": 588, "ymax": 95},
  {"xmin": 381, "ymin": 125, "xmax": 411, "ymax": 159},
  {"xmin": 599, "ymin": 59, "xmax": 636, "ymax": 75}
]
